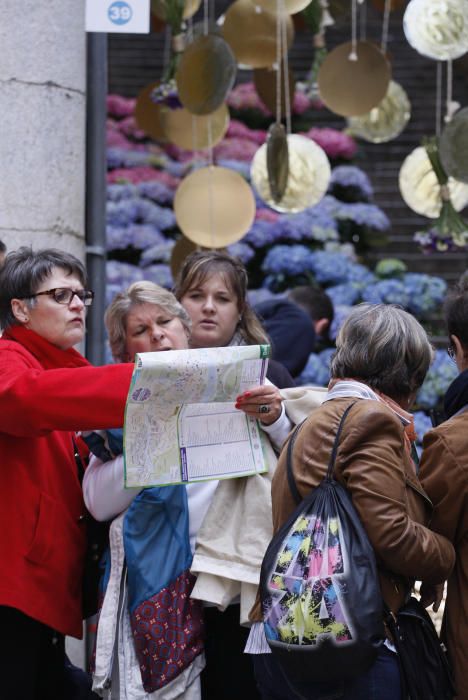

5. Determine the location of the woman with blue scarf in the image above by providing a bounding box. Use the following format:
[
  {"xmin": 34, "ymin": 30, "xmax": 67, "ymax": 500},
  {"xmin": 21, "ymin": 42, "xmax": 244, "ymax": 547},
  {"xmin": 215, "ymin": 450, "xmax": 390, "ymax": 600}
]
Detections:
[{"xmin": 83, "ymin": 281, "xmax": 291, "ymax": 700}]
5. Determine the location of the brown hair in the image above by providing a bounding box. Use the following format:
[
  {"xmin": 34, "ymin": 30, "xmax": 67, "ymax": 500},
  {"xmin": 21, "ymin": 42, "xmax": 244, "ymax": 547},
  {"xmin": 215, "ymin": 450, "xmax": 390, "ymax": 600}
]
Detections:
[{"xmin": 174, "ymin": 250, "xmax": 269, "ymax": 346}]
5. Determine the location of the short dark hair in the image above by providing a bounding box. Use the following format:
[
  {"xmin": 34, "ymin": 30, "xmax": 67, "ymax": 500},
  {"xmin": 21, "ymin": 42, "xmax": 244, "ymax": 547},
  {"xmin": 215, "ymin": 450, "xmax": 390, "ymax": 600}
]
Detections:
[
  {"xmin": 287, "ymin": 286, "xmax": 334, "ymax": 333},
  {"xmin": 0, "ymin": 247, "xmax": 87, "ymax": 329},
  {"xmin": 0, "ymin": 240, "xmax": 6, "ymax": 255},
  {"xmin": 444, "ymin": 273, "xmax": 468, "ymax": 348}
]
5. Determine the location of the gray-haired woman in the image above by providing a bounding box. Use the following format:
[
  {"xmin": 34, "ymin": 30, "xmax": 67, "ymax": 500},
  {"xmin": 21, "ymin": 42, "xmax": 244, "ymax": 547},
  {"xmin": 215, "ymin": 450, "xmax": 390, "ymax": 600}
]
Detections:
[{"xmin": 250, "ymin": 303, "xmax": 455, "ymax": 700}]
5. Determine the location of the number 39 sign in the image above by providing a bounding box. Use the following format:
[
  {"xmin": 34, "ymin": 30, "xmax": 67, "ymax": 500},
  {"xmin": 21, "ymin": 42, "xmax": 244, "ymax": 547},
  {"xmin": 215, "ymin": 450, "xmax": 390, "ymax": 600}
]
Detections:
[{"xmin": 86, "ymin": 0, "xmax": 150, "ymax": 33}]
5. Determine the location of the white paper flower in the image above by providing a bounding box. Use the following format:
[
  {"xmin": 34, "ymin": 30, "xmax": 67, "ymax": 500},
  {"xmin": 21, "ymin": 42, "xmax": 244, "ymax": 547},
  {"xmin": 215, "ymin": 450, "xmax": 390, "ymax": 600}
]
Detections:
[
  {"xmin": 399, "ymin": 146, "xmax": 468, "ymax": 217},
  {"xmin": 250, "ymin": 134, "xmax": 331, "ymax": 213},
  {"xmin": 347, "ymin": 81, "xmax": 411, "ymax": 144},
  {"xmin": 404, "ymin": 0, "xmax": 468, "ymax": 61}
]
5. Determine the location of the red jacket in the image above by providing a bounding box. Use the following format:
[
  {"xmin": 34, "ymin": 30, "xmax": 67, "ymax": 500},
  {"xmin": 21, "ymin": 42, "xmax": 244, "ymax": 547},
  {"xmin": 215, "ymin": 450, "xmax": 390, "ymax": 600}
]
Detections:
[{"xmin": 0, "ymin": 326, "xmax": 134, "ymax": 638}]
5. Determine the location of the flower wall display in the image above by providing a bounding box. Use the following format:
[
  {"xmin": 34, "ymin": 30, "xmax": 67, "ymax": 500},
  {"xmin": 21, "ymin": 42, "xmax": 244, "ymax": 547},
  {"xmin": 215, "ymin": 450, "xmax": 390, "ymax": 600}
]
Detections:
[{"xmin": 105, "ymin": 90, "xmax": 454, "ymax": 441}]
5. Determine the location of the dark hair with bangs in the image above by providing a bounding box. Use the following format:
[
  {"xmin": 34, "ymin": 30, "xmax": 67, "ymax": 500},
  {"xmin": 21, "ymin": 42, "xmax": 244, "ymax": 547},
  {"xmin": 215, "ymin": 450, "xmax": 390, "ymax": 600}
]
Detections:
[{"xmin": 0, "ymin": 247, "xmax": 87, "ymax": 329}]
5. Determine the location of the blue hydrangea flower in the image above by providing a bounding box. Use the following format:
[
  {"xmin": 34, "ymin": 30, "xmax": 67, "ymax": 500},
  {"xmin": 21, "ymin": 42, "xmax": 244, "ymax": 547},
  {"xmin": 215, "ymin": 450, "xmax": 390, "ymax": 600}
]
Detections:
[
  {"xmin": 296, "ymin": 351, "xmax": 330, "ymax": 387},
  {"xmin": 227, "ymin": 242, "xmax": 255, "ymax": 264},
  {"xmin": 335, "ymin": 201, "xmax": 390, "ymax": 231},
  {"xmin": 403, "ymin": 273, "xmax": 447, "ymax": 316},
  {"xmin": 361, "ymin": 279, "xmax": 409, "ymax": 307},
  {"xmin": 309, "ymin": 251, "xmax": 352, "ymax": 285},
  {"xmin": 107, "ymin": 183, "xmax": 138, "ymax": 202},
  {"xmin": 142, "ymin": 264, "xmax": 174, "ymax": 289},
  {"xmin": 326, "ymin": 283, "xmax": 361, "ymax": 307},
  {"xmin": 137, "ymin": 181, "xmax": 174, "ymax": 205},
  {"xmin": 247, "ymin": 288, "xmax": 283, "ymax": 306},
  {"xmin": 346, "ymin": 262, "xmax": 377, "ymax": 286},
  {"xmin": 329, "ymin": 305, "xmax": 354, "ymax": 341},
  {"xmin": 262, "ymin": 245, "xmax": 315, "ymax": 276},
  {"xmin": 328, "ymin": 166, "xmax": 374, "ymax": 200},
  {"xmin": 140, "ymin": 240, "xmax": 175, "ymax": 265},
  {"xmin": 107, "ymin": 147, "xmax": 153, "ymax": 169},
  {"xmin": 106, "ymin": 260, "xmax": 143, "ymax": 289},
  {"xmin": 416, "ymin": 350, "xmax": 458, "ymax": 410},
  {"xmin": 412, "ymin": 411, "xmax": 433, "ymax": 444},
  {"xmin": 244, "ymin": 220, "xmax": 282, "ymax": 248}
]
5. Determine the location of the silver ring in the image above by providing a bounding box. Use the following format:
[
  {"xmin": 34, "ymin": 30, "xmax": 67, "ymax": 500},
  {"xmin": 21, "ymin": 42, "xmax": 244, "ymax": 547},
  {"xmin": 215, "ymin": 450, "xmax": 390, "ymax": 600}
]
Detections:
[{"xmin": 259, "ymin": 404, "xmax": 270, "ymax": 414}]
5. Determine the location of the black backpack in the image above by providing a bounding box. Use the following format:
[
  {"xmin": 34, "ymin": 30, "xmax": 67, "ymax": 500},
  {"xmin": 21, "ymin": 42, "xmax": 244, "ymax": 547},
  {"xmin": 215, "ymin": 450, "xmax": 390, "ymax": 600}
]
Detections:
[{"xmin": 259, "ymin": 402, "xmax": 384, "ymax": 683}]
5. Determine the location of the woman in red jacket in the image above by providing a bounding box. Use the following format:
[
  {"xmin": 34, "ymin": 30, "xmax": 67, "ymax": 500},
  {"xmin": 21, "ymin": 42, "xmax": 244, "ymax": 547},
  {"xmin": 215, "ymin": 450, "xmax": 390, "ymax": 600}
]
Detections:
[{"xmin": 0, "ymin": 247, "xmax": 134, "ymax": 700}]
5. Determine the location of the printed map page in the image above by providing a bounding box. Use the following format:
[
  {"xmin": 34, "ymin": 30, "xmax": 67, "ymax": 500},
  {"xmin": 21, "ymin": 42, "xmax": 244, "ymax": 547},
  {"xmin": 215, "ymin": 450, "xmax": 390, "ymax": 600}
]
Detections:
[{"xmin": 124, "ymin": 344, "xmax": 270, "ymax": 487}]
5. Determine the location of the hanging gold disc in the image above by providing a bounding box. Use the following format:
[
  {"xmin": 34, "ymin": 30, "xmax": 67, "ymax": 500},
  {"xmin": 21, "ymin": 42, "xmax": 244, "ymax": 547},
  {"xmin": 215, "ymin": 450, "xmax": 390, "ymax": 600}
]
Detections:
[
  {"xmin": 160, "ymin": 102, "xmax": 229, "ymax": 150},
  {"xmin": 253, "ymin": 66, "xmax": 295, "ymax": 118},
  {"xmin": 134, "ymin": 82, "xmax": 167, "ymax": 142},
  {"xmin": 170, "ymin": 236, "xmax": 199, "ymax": 279},
  {"xmin": 317, "ymin": 40, "xmax": 391, "ymax": 117},
  {"xmin": 221, "ymin": 0, "xmax": 294, "ymax": 69},
  {"xmin": 176, "ymin": 34, "xmax": 237, "ymax": 115},
  {"xmin": 174, "ymin": 166, "xmax": 256, "ymax": 247}
]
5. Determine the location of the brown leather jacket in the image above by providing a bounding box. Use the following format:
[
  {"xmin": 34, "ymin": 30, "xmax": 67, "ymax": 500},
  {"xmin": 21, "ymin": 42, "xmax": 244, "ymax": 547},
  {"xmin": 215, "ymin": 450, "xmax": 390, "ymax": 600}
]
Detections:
[
  {"xmin": 270, "ymin": 398, "xmax": 455, "ymax": 615},
  {"xmin": 420, "ymin": 413, "xmax": 468, "ymax": 699}
]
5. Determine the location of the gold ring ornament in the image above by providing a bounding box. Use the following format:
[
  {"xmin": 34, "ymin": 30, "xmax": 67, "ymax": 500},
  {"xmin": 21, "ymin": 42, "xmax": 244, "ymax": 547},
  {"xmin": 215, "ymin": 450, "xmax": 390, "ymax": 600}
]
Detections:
[
  {"xmin": 399, "ymin": 145, "xmax": 468, "ymax": 217},
  {"xmin": 160, "ymin": 103, "xmax": 230, "ymax": 150},
  {"xmin": 347, "ymin": 81, "xmax": 411, "ymax": 143},
  {"xmin": 221, "ymin": 0, "xmax": 294, "ymax": 69},
  {"xmin": 317, "ymin": 41, "xmax": 391, "ymax": 117},
  {"xmin": 403, "ymin": 0, "xmax": 468, "ymax": 61},
  {"xmin": 174, "ymin": 165, "xmax": 256, "ymax": 247},
  {"xmin": 251, "ymin": 133, "xmax": 331, "ymax": 213},
  {"xmin": 176, "ymin": 34, "xmax": 237, "ymax": 115}
]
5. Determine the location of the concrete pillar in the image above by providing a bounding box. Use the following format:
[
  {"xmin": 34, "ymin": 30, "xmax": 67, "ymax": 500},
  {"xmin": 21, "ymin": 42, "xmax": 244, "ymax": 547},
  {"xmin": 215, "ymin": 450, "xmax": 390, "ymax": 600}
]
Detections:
[{"xmin": 0, "ymin": 1, "xmax": 87, "ymax": 258}]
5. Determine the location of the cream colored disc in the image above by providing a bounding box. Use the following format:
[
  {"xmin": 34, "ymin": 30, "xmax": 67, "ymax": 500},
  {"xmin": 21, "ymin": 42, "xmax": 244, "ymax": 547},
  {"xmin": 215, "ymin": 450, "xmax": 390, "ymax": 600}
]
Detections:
[
  {"xmin": 251, "ymin": 133, "xmax": 331, "ymax": 213},
  {"xmin": 347, "ymin": 81, "xmax": 411, "ymax": 143},
  {"xmin": 174, "ymin": 166, "xmax": 256, "ymax": 246},
  {"xmin": 399, "ymin": 146, "xmax": 468, "ymax": 217}
]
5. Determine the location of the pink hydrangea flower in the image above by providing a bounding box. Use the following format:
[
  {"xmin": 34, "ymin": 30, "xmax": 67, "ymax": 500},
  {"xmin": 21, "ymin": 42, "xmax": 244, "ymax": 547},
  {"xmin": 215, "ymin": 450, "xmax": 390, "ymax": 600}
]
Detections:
[
  {"xmin": 213, "ymin": 137, "xmax": 259, "ymax": 162},
  {"xmin": 301, "ymin": 127, "xmax": 357, "ymax": 160},
  {"xmin": 255, "ymin": 208, "xmax": 280, "ymax": 222},
  {"xmin": 227, "ymin": 120, "xmax": 267, "ymax": 145},
  {"xmin": 107, "ymin": 167, "xmax": 180, "ymax": 188},
  {"xmin": 107, "ymin": 94, "xmax": 136, "ymax": 118}
]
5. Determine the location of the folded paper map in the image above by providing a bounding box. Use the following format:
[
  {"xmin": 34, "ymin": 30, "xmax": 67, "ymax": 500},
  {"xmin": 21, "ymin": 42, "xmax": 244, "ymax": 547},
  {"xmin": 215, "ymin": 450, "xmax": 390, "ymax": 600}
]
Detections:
[{"xmin": 124, "ymin": 344, "xmax": 270, "ymax": 487}]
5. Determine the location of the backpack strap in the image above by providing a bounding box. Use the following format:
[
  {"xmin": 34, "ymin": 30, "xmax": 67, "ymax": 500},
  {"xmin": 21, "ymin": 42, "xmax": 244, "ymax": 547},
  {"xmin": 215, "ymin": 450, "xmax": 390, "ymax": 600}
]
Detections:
[
  {"xmin": 286, "ymin": 420, "xmax": 307, "ymax": 505},
  {"xmin": 326, "ymin": 401, "xmax": 357, "ymax": 480},
  {"xmin": 286, "ymin": 401, "xmax": 358, "ymax": 506}
]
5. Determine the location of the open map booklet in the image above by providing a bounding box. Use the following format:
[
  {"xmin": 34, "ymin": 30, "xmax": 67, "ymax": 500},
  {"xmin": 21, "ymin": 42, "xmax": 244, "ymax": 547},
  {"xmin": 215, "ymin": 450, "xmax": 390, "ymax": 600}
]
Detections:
[{"xmin": 123, "ymin": 344, "xmax": 271, "ymax": 487}]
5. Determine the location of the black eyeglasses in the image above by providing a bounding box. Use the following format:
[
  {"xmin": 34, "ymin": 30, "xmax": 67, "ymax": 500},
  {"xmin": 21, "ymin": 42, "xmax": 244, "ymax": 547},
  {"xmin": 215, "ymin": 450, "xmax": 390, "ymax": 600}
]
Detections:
[
  {"xmin": 447, "ymin": 345, "xmax": 456, "ymax": 363},
  {"xmin": 28, "ymin": 287, "xmax": 94, "ymax": 307}
]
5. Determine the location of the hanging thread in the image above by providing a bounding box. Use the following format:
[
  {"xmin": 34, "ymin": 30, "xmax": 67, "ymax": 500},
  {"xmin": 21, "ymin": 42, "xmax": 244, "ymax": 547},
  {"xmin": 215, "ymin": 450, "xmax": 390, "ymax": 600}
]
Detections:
[
  {"xmin": 349, "ymin": 0, "xmax": 358, "ymax": 60},
  {"xmin": 435, "ymin": 61, "xmax": 442, "ymax": 138},
  {"xmin": 380, "ymin": 0, "xmax": 391, "ymax": 54}
]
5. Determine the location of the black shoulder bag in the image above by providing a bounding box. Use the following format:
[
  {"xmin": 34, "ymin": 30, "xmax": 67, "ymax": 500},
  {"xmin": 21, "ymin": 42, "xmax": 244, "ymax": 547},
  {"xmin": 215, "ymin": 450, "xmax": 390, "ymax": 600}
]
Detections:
[
  {"xmin": 73, "ymin": 439, "xmax": 110, "ymax": 620},
  {"xmin": 385, "ymin": 597, "xmax": 456, "ymax": 699}
]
